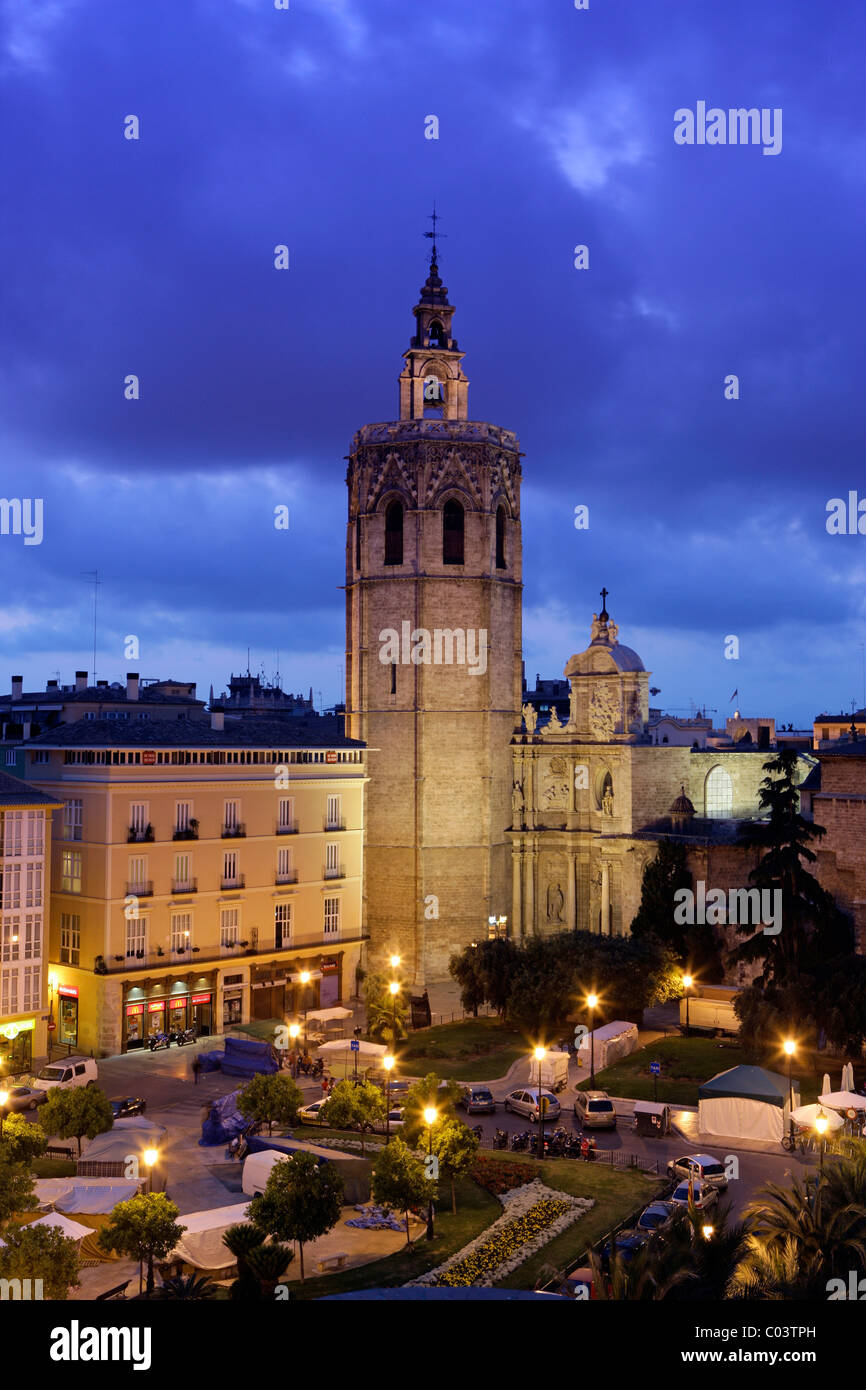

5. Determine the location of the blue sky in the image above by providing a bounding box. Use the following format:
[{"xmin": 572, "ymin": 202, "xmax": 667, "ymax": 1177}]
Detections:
[{"xmin": 1, "ymin": 0, "xmax": 864, "ymax": 723}]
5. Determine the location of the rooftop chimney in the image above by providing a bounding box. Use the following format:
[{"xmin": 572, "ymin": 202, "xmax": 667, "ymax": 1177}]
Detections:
[
  {"xmin": 127, "ymin": 672, "xmax": 140, "ymax": 702},
  {"xmin": 210, "ymin": 711, "xmax": 224, "ymax": 732},
  {"xmin": 11, "ymin": 677, "xmax": 22, "ymax": 701},
  {"xmin": 97, "ymin": 680, "xmax": 108, "ymax": 688},
  {"xmin": 75, "ymin": 671, "xmax": 87, "ymax": 692},
  {"xmin": 46, "ymin": 680, "xmax": 59, "ymax": 692}
]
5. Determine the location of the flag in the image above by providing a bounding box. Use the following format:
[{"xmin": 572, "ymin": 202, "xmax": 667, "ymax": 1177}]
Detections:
[{"xmin": 730, "ymin": 689, "xmax": 738, "ymax": 702}]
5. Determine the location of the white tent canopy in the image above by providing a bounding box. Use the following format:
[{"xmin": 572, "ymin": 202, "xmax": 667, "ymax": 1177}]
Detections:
[
  {"xmin": 166, "ymin": 1202, "xmax": 253, "ymax": 1270},
  {"xmin": 791, "ymin": 1103, "xmax": 844, "ymax": 1131},
  {"xmin": 576, "ymin": 1021, "xmax": 639, "ymax": 1072},
  {"xmin": 305, "ymin": 1007, "xmax": 353, "ymax": 1023},
  {"xmin": 1, "ymin": 1212, "xmax": 92, "ymax": 1247},
  {"xmin": 819, "ymin": 1091, "xmax": 866, "ymax": 1112},
  {"xmin": 34, "ymin": 1178, "xmax": 140, "ymax": 1213},
  {"xmin": 698, "ymin": 1066, "xmax": 799, "ymax": 1143},
  {"xmin": 316, "ymin": 1038, "xmax": 386, "ymax": 1058}
]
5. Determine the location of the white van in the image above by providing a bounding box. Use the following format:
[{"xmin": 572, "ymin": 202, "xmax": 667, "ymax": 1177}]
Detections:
[{"xmin": 33, "ymin": 1057, "xmax": 98, "ymax": 1092}]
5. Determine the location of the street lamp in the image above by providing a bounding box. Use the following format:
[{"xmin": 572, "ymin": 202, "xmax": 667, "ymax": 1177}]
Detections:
[
  {"xmin": 814, "ymin": 1109, "xmax": 829, "ymax": 1178},
  {"xmin": 783, "ymin": 1038, "xmax": 796, "ymax": 1141},
  {"xmin": 534, "ymin": 1046, "xmax": 546, "ymax": 1158},
  {"xmin": 701, "ymin": 1223, "xmax": 714, "ymax": 1241},
  {"xmin": 389, "ymin": 955, "xmax": 400, "ymax": 972},
  {"xmin": 682, "ymin": 974, "xmax": 693, "ymax": 1038},
  {"xmin": 586, "ymin": 994, "xmax": 598, "ymax": 1088},
  {"xmin": 423, "ymin": 1105, "xmax": 437, "ymax": 1241},
  {"xmin": 288, "ymin": 1023, "xmax": 300, "ymax": 1078},
  {"xmin": 389, "ymin": 979, "xmax": 400, "ymax": 1049},
  {"xmin": 143, "ymin": 1147, "xmax": 158, "ymax": 1194},
  {"xmin": 383, "ymin": 1054, "xmax": 394, "ymax": 1144},
  {"xmin": 299, "ymin": 971, "xmax": 311, "ymax": 1051}
]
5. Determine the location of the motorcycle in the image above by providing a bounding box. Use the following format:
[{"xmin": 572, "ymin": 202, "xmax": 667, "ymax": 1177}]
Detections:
[
  {"xmin": 470, "ymin": 1124, "xmax": 484, "ymax": 1142},
  {"xmin": 510, "ymin": 1129, "xmax": 531, "ymax": 1152},
  {"xmin": 311, "ymin": 1057, "xmax": 325, "ymax": 1079},
  {"xmin": 547, "ymin": 1127, "xmax": 569, "ymax": 1157},
  {"xmin": 172, "ymin": 1026, "xmax": 197, "ymax": 1047},
  {"xmin": 492, "ymin": 1128, "xmax": 509, "ymax": 1150},
  {"xmin": 148, "ymin": 1031, "xmax": 171, "ymax": 1052}
]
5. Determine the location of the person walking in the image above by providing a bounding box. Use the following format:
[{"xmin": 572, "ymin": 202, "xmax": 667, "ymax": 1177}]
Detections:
[
  {"xmin": 321, "ymin": 1074, "xmax": 329, "ymax": 1100},
  {"xmin": 192, "ymin": 1054, "xmax": 201, "ymax": 1086}
]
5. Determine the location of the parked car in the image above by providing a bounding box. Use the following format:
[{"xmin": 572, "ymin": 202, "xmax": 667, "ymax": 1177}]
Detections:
[
  {"xmin": 33, "ymin": 1057, "xmax": 98, "ymax": 1092},
  {"xmin": 371, "ymin": 1107, "xmax": 406, "ymax": 1133},
  {"xmin": 109, "ymin": 1096, "xmax": 147, "ymax": 1119},
  {"xmin": 379, "ymin": 1078, "xmax": 412, "ymax": 1104},
  {"xmin": 298, "ymin": 1099, "xmax": 329, "ymax": 1125},
  {"xmin": 601, "ymin": 1230, "xmax": 650, "ymax": 1266},
  {"xmin": 0, "ymin": 1084, "xmax": 47, "ymax": 1112},
  {"xmin": 667, "ymin": 1153, "xmax": 728, "ymax": 1189},
  {"xmin": 460, "ymin": 1085, "xmax": 496, "ymax": 1114},
  {"xmin": 504, "ymin": 1088, "xmax": 561, "ymax": 1123},
  {"xmin": 636, "ymin": 1200, "xmax": 676, "ymax": 1235},
  {"xmin": 670, "ymin": 1179, "xmax": 719, "ymax": 1213},
  {"xmin": 574, "ymin": 1089, "xmax": 617, "ymax": 1130}
]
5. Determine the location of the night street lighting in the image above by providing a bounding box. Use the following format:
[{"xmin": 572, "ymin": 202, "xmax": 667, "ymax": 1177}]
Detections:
[
  {"xmin": 390, "ymin": 955, "xmax": 400, "ymax": 971},
  {"xmin": 701, "ymin": 1223, "xmax": 714, "ymax": 1241},
  {"xmin": 288, "ymin": 1023, "xmax": 300, "ymax": 1077},
  {"xmin": 534, "ymin": 1046, "xmax": 546, "ymax": 1159},
  {"xmin": 586, "ymin": 993, "xmax": 598, "ymax": 1088},
  {"xmin": 424, "ymin": 1105, "xmax": 437, "ymax": 1240},
  {"xmin": 682, "ymin": 974, "xmax": 693, "ymax": 1038},
  {"xmin": 143, "ymin": 1147, "xmax": 158, "ymax": 1194},
  {"xmin": 814, "ymin": 1109, "xmax": 829, "ymax": 1177},
  {"xmin": 389, "ymin": 979, "xmax": 400, "ymax": 1049},
  {"xmin": 383, "ymin": 1054, "xmax": 394, "ymax": 1143},
  {"xmin": 783, "ymin": 1038, "xmax": 796, "ymax": 1142},
  {"xmin": 299, "ymin": 971, "xmax": 311, "ymax": 1051}
]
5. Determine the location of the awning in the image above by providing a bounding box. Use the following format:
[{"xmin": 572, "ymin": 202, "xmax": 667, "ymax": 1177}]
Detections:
[
  {"xmin": 316, "ymin": 1038, "xmax": 386, "ymax": 1058},
  {"xmin": 698, "ymin": 1065, "xmax": 793, "ymax": 1107},
  {"xmin": 305, "ymin": 1007, "xmax": 353, "ymax": 1022}
]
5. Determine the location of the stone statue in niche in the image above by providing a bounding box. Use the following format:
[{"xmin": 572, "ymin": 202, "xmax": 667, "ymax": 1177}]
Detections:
[
  {"xmin": 512, "ymin": 778, "xmax": 525, "ymax": 822},
  {"xmin": 590, "ymin": 686, "xmax": 621, "ymax": 740},
  {"xmin": 590, "ymin": 612, "xmax": 603, "ymax": 641},
  {"xmin": 602, "ymin": 785, "xmax": 614, "ymax": 817},
  {"xmin": 547, "ymin": 881, "xmax": 565, "ymax": 924},
  {"xmin": 546, "ymin": 705, "xmax": 563, "ymax": 734},
  {"xmin": 522, "ymin": 702, "xmax": 538, "ymax": 735},
  {"xmin": 541, "ymin": 757, "xmax": 570, "ymax": 809}
]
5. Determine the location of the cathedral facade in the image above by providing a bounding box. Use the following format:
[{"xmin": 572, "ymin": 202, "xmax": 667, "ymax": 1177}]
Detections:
[{"xmin": 344, "ymin": 249, "xmax": 522, "ymax": 983}]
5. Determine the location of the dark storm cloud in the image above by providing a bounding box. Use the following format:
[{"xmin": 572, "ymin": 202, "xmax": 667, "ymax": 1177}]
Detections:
[{"xmin": 0, "ymin": 0, "xmax": 863, "ymax": 720}]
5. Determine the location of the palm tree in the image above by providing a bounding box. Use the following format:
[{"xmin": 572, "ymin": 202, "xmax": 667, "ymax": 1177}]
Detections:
[
  {"xmin": 587, "ymin": 1231, "xmax": 696, "ymax": 1301},
  {"xmin": 246, "ymin": 1241, "xmax": 293, "ymax": 1298},
  {"xmin": 222, "ymin": 1221, "xmax": 266, "ymax": 1301},
  {"xmin": 154, "ymin": 1272, "xmax": 218, "ymax": 1300},
  {"xmin": 728, "ymin": 1233, "xmax": 824, "ymax": 1300}
]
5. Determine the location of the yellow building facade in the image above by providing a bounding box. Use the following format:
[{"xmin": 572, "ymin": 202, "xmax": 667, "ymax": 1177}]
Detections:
[{"xmin": 21, "ymin": 717, "xmax": 366, "ymax": 1056}]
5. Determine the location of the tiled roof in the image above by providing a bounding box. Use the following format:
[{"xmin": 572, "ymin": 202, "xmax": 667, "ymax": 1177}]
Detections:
[
  {"xmin": 0, "ymin": 687, "xmax": 204, "ymax": 706},
  {"xmin": 22, "ymin": 715, "xmax": 363, "ymax": 750},
  {"xmin": 0, "ymin": 769, "xmax": 62, "ymax": 806}
]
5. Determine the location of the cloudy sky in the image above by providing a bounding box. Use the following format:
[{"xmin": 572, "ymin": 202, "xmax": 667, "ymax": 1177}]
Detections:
[{"xmin": 1, "ymin": 0, "xmax": 863, "ymax": 725}]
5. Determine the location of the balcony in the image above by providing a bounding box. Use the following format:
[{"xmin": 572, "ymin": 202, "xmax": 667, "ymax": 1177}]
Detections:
[
  {"xmin": 221, "ymin": 824, "xmax": 246, "ymax": 839},
  {"xmin": 127, "ymin": 826, "xmax": 154, "ymax": 844},
  {"xmin": 220, "ymin": 874, "xmax": 245, "ymax": 890},
  {"xmin": 324, "ymin": 821, "xmax": 346, "ymax": 832},
  {"xmin": 171, "ymin": 945, "xmax": 194, "ymax": 961},
  {"xmin": 323, "ymin": 865, "xmax": 345, "ymax": 880},
  {"xmin": 275, "ymin": 871, "xmax": 298, "ymax": 885},
  {"xmin": 125, "ymin": 881, "xmax": 153, "ymax": 897},
  {"xmin": 276, "ymin": 823, "xmax": 298, "ymax": 835},
  {"xmin": 172, "ymin": 827, "xmax": 198, "ymax": 841},
  {"xmin": 171, "ymin": 878, "xmax": 197, "ymax": 894}
]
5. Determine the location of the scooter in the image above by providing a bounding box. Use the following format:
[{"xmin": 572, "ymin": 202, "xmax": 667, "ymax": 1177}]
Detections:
[
  {"xmin": 470, "ymin": 1124, "xmax": 484, "ymax": 1142},
  {"xmin": 172, "ymin": 1026, "xmax": 197, "ymax": 1047},
  {"xmin": 148, "ymin": 1031, "xmax": 171, "ymax": 1052},
  {"xmin": 492, "ymin": 1128, "xmax": 509, "ymax": 1150},
  {"xmin": 311, "ymin": 1057, "xmax": 325, "ymax": 1079},
  {"xmin": 510, "ymin": 1129, "xmax": 531, "ymax": 1152}
]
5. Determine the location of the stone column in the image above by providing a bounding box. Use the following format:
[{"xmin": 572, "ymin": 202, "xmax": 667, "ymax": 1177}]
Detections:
[
  {"xmin": 601, "ymin": 862, "xmax": 610, "ymax": 936},
  {"xmin": 512, "ymin": 844, "xmax": 523, "ymax": 939},
  {"xmin": 566, "ymin": 852, "xmax": 576, "ymax": 930},
  {"xmin": 524, "ymin": 845, "xmax": 536, "ymax": 936}
]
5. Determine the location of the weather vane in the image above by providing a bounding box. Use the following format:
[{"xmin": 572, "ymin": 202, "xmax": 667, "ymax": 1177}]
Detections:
[{"xmin": 423, "ymin": 204, "xmax": 447, "ymax": 264}]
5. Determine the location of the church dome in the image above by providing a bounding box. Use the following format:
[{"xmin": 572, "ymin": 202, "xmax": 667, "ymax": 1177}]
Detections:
[{"xmin": 669, "ymin": 786, "xmax": 695, "ymax": 818}]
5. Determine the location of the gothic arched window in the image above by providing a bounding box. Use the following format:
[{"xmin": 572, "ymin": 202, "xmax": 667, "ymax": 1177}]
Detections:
[
  {"xmin": 495, "ymin": 505, "xmax": 507, "ymax": 569},
  {"xmin": 705, "ymin": 765, "xmax": 733, "ymax": 818},
  {"xmin": 443, "ymin": 498, "xmax": 464, "ymax": 565},
  {"xmin": 384, "ymin": 501, "xmax": 403, "ymax": 566}
]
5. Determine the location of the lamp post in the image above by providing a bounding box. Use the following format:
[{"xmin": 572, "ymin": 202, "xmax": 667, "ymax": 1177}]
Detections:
[
  {"xmin": 814, "ymin": 1110, "xmax": 828, "ymax": 1178},
  {"xmin": 534, "ymin": 1046, "xmax": 546, "ymax": 1158},
  {"xmin": 783, "ymin": 1038, "xmax": 796, "ymax": 1141},
  {"xmin": 383, "ymin": 1054, "xmax": 394, "ymax": 1144},
  {"xmin": 0, "ymin": 1090, "xmax": 7, "ymax": 1140},
  {"xmin": 388, "ymin": 980, "xmax": 400, "ymax": 1051},
  {"xmin": 352, "ymin": 1025, "xmax": 362, "ymax": 1082},
  {"xmin": 682, "ymin": 974, "xmax": 693, "ymax": 1038},
  {"xmin": 143, "ymin": 1147, "xmax": 158, "ymax": 1195},
  {"xmin": 586, "ymin": 993, "xmax": 598, "ymax": 1088},
  {"xmin": 288, "ymin": 1023, "xmax": 300, "ymax": 1078},
  {"xmin": 389, "ymin": 954, "xmax": 400, "ymax": 973},
  {"xmin": 424, "ymin": 1105, "xmax": 437, "ymax": 1240},
  {"xmin": 299, "ymin": 971, "xmax": 311, "ymax": 1052}
]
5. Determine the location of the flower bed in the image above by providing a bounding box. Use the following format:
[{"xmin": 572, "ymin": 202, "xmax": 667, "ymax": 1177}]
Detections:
[
  {"xmin": 470, "ymin": 1154, "xmax": 537, "ymax": 1195},
  {"xmin": 409, "ymin": 1180, "xmax": 594, "ymax": 1288}
]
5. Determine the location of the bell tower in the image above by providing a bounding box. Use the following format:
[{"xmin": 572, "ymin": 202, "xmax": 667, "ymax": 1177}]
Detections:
[{"xmin": 345, "ymin": 224, "xmax": 523, "ymax": 984}]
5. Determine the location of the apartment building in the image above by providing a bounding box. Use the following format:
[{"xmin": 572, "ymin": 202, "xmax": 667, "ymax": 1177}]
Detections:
[
  {"xmin": 0, "ymin": 771, "xmax": 61, "ymax": 1076},
  {"xmin": 20, "ymin": 715, "xmax": 366, "ymax": 1056}
]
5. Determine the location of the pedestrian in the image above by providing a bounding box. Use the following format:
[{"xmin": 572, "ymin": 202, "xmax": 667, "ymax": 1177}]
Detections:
[
  {"xmin": 192, "ymin": 1055, "xmax": 201, "ymax": 1086},
  {"xmin": 321, "ymin": 1074, "xmax": 329, "ymax": 1099}
]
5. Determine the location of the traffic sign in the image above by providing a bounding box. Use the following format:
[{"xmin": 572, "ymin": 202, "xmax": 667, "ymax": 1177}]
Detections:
[
  {"xmin": 350, "ymin": 1039, "xmax": 360, "ymax": 1052},
  {"xmin": 650, "ymin": 1061, "xmax": 661, "ymax": 1076}
]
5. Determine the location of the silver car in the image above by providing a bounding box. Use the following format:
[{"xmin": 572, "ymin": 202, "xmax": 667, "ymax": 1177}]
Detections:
[{"xmin": 504, "ymin": 1087, "xmax": 561, "ymax": 1123}]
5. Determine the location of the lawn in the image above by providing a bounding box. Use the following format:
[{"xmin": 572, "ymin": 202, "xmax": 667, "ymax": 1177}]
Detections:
[
  {"xmin": 30, "ymin": 1157, "xmax": 76, "ymax": 1178},
  {"xmin": 396, "ymin": 1017, "xmax": 529, "ymax": 1081},
  {"xmin": 595, "ymin": 1036, "xmax": 836, "ymax": 1106}
]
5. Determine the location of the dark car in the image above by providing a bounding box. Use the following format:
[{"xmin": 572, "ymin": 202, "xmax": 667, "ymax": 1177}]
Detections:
[
  {"xmin": 109, "ymin": 1096, "xmax": 147, "ymax": 1119},
  {"xmin": 1, "ymin": 1085, "xmax": 47, "ymax": 1112},
  {"xmin": 380, "ymin": 1078, "xmax": 412, "ymax": 1103},
  {"xmin": 636, "ymin": 1201, "xmax": 676, "ymax": 1235},
  {"xmin": 601, "ymin": 1230, "xmax": 649, "ymax": 1267},
  {"xmin": 460, "ymin": 1086, "xmax": 496, "ymax": 1114}
]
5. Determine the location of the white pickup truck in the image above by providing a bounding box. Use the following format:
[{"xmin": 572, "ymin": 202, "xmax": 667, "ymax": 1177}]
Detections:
[{"xmin": 680, "ymin": 985, "xmax": 740, "ymax": 1036}]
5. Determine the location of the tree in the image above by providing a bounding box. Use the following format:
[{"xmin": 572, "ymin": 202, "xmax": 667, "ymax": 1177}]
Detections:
[
  {"xmin": 245, "ymin": 1241, "xmax": 293, "ymax": 1298},
  {"xmin": 370, "ymin": 1136, "xmax": 433, "ymax": 1246},
  {"xmin": 237, "ymin": 1072, "xmax": 302, "ymax": 1136},
  {"xmin": 449, "ymin": 938, "xmax": 518, "ymax": 1017},
  {"xmin": 400, "ymin": 1072, "xmax": 462, "ymax": 1148},
  {"xmin": 0, "ymin": 1156, "xmax": 37, "ymax": 1230},
  {"xmin": 320, "ymin": 1079, "xmax": 385, "ymax": 1154},
  {"xmin": 448, "ymin": 947, "xmax": 486, "ymax": 1017},
  {"xmin": 222, "ymin": 1221, "xmax": 266, "ymax": 1301},
  {"xmin": 250, "ymin": 1151, "xmax": 343, "ymax": 1282},
  {"xmin": 0, "ymin": 1115, "xmax": 47, "ymax": 1164},
  {"xmin": 630, "ymin": 839, "xmax": 724, "ymax": 981},
  {"xmin": 98, "ymin": 1193, "xmax": 186, "ymax": 1296},
  {"xmin": 363, "ymin": 971, "xmax": 411, "ymax": 1048},
  {"xmin": 41, "ymin": 1085, "xmax": 114, "ymax": 1156},
  {"xmin": 730, "ymin": 750, "xmax": 853, "ymax": 987},
  {"xmin": 429, "ymin": 1118, "xmax": 478, "ymax": 1214},
  {"xmin": 0, "ymin": 1223, "xmax": 80, "ymax": 1299},
  {"xmin": 154, "ymin": 1272, "xmax": 218, "ymax": 1300}
]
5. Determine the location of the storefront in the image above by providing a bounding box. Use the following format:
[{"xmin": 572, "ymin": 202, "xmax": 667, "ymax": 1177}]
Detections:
[
  {"xmin": 57, "ymin": 986, "xmax": 79, "ymax": 1048},
  {"xmin": 125, "ymin": 1001, "xmax": 145, "ymax": 1049},
  {"xmin": 122, "ymin": 974, "xmax": 216, "ymax": 1051},
  {"xmin": 320, "ymin": 956, "xmax": 340, "ymax": 1007},
  {"xmin": 0, "ymin": 1018, "xmax": 36, "ymax": 1075},
  {"xmin": 221, "ymin": 973, "xmax": 245, "ymax": 1027},
  {"xmin": 190, "ymin": 992, "xmax": 212, "ymax": 1035}
]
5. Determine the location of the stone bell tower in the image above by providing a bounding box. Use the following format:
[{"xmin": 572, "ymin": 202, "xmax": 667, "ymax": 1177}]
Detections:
[{"xmin": 344, "ymin": 231, "xmax": 523, "ymax": 984}]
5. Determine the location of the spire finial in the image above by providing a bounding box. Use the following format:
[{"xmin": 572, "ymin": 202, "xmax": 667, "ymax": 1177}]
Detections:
[
  {"xmin": 423, "ymin": 203, "xmax": 447, "ymax": 272},
  {"xmin": 599, "ymin": 586, "xmax": 609, "ymax": 621}
]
